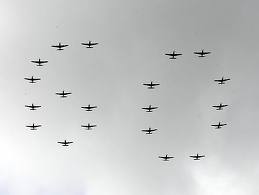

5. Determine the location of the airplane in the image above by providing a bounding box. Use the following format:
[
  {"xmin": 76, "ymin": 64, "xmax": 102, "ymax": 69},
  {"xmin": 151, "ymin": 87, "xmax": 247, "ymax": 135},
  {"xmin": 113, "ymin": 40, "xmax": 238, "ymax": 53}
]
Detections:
[
  {"xmin": 26, "ymin": 123, "xmax": 41, "ymax": 130},
  {"xmin": 214, "ymin": 77, "xmax": 231, "ymax": 84},
  {"xmin": 189, "ymin": 153, "xmax": 205, "ymax": 160},
  {"xmin": 81, "ymin": 41, "xmax": 98, "ymax": 48},
  {"xmin": 56, "ymin": 90, "xmax": 72, "ymax": 98},
  {"xmin": 25, "ymin": 103, "xmax": 41, "ymax": 110},
  {"xmin": 51, "ymin": 42, "xmax": 69, "ymax": 50},
  {"xmin": 143, "ymin": 81, "xmax": 160, "ymax": 89},
  {"xmin": 212, "ymin": 103, "xmax": 228, "ymax": 110},
  {"xmin": 81, "ymin": 123, "xmax": 97, "ymax": 130},
  {"xmin": 158, "ymin": 154, "xmax": 174, "ymax": 161},
  {"xmin": 31, "ymin": 58, "xmax": 48, "ymax": 66},
  {"xmin": 24, "ymin": 76, "xmax": 41, "ymax": 83},
  {"xmin": 194, "ymin": 49, "xmax": 211, "ymax": 57},
  {"xmin": 57, "ymin": 140, "xmax": 73, "ymax": 146},
  {"xmin": 142, "ymin": 105, "xmax": 158, "ymax": 112},
  {"xmin": 165, "ymin": 51, "xmax": 182, "ymax": 59},
  {"xmin": 211, "ymin": 122, "xmax": 227, "ymax": 129},
  {"xmin": 81, "ymin": 104, "xmax": 97, "ymax": 111},
  {"xmin": 141, "ymin": 127, "xmax": 157, "ymax": 134}
]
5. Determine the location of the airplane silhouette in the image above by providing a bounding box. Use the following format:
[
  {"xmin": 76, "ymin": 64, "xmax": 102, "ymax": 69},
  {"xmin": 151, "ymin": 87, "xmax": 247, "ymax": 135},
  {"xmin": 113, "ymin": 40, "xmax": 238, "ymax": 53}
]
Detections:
[
  {"xmin": 214, "ymin": 77, "xmax": 231, "ymax": 84},
  {"xmin": 142, "ymin": 105, "xmax": 158, "ymax": 112},
  {"xmin": 189, "ymin": 153, "xmax": 205, "ymax": 160},
  {"xmin": 165, "ymin": 51, "xmax": 182, "ymax": 59},
  {"xmin": 51, "ymin": 42, "xmax": 69, "ymax": 50},
  {"xmin": 25, "ymin": 103, "xmax": 41, "ymax": 110},
  {"xmin": 81, "ymin": 41, "xmax": 98, "ymax": 48},
  {"xmin": 26, "ymin": 123, "xmax": 41, "ymax": 130},
  {"xmin": 81, "ymin": 105, "xmax": 97, "ymax": 111},
  {"xmin": 211, "ymin": 122, "xmax": 227, "ymax": 129},
  {"xmin": 143, "ymin": 81, "xmax": 160, "ymax": 89},
  {"xmin": 194, "ymin": 49, "xmax": 211, "ymax": 57},
  {"xmin": 141, "ymin": 127, "xmax": 158, "ymax": 134},
  {"xmin": 158, "ymin": 154, "xmax": 174, "ymax": 161},
  {"xmin": 57, "ymin": 140, "xmax": 73, "ymax": 146},
  {"xmin": 81, "ymin": 123, "xmax": 97, "ymax": 130},
  {"xmin": 212, "ymin": 103, "xmax": 228, "ymax": 110},
  {"xmin": 56, "ymin": 90, "xmax": 72, "ymax": 98},
  {"xmin": 24, "ymin": 76, "xmax": 41, "ymax": 83},
  {"xmin": 31, "ymin": 58, "xmax": 48, "ymax": 66}
]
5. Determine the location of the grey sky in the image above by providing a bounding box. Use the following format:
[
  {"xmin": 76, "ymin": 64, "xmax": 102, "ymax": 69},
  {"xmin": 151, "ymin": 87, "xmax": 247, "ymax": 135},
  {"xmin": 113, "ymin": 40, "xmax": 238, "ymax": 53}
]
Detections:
[{"xmin": 0, "ymin": 0, "xmax": 259, "ymax": 194}]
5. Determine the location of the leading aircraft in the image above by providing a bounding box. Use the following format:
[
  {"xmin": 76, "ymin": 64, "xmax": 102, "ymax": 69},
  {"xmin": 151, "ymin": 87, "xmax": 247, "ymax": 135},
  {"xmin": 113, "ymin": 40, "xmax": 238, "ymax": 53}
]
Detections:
[
  {"xmin": 165, "ymin": 51, "xmax": 182, "ymax": 59},
  {"xmin": 81, "ymin": 123, "xmax": 97, "ymax": 130},
  {"xmin": 51, "ymin": 42, "xmax": 69, "ymax": 50},
  {"xmin": 158, "ymin": 154, "xmax": 174, "ymax": 161},
  {"xmin": 26, "ymin": 123, "xmax": 42, "ymax": 130},
  {"xmin": 143, "ymin": 81, "xmax": 160, "ymax": 89},
  {"xmin": 81, "ymin": 105, "xmax": 97, "ymax": 111},
  {"xmin": 189, "ymin": 153, "xmax": 205, "ymax": 160},
  {"xmin": 212, "ymin": 103, "xmax": 228, "ymax": 110},
  {"xmin": 25, "ymin": 103, "xmax": 41, "ymax": 110},
  {"xmin": 56, "ymin": 90, "xmax": 72, "ymax": 98},
  {"xmin": 81, "ymin": 41, "xmax": 98, "ymax": 48},
  {"xmin": 24, "ymin": 76, "xmax": 41, "ymax": 83},
  {"xmin": 214, "ymin": 77, "xmax": 231, "ymax": 84},
  {"xmin": 194, "ymin": 49, "xmax": 211, "ymax": 57},
  {"xmin": 57, "ymin": 140, "xmax": 73, "ymax": 146},
  {"xmin": 31, "ymin": 58, "xmax": 48, "ymax": 66},
  {"xmin": 211, "ymin": 122, "xmax": 227, "ymax": 129},
  {"xmin": 142, "ymin": 105, "xmax": 158, "ymax": 112},
  {"xmin": 141, "ymin": 127, "xmax": 158, "ymax": 134}
]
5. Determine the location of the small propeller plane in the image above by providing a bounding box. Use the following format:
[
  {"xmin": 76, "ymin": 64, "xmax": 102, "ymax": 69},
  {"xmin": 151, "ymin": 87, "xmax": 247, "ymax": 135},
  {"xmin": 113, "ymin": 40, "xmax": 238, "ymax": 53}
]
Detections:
[
  {"xmin": 56, "ymin": 90, "xmax": 72, "ymax": 98},
  {"xmin": 211, "ymin": 122, "xmax": 227, "ymax": 129},
  {"xmin": 24, "ymin": 76, "xmax": 41, "ymax": 83},
  {"xmin": 194, "ymin": 49, "xmax": 211, "ymax": 57},
  {"xmin": 81, "ymin": 105, "xmax": 97, "ymax": 111},
  {"xmin": 142, "ymin": 105, "xmax": 158, "ymax": 112},
  {"xmin": 81, "ymin": 41, "xmax": 98, "ymax": 48},
  {"xmin": 159, "ymin": 154, "xmax": 174, "ymax": 161},
  {"xmin": 51, "ymin": 42, "xmax": 69, "ymax": 50},
  {"xmin": 189, "ymin": 153, "xmax": 205, "ymax": 160},
  {"xmin": 141, "ymin": 127, "xmax": 158, "ymax": 134},
  {"xmin": 81, "ymin": 123, "xmax": 97, "ymax": 130},
  {"xmin": 25, "ymin": 103, "xmax": 41, "ymax": 110},
  {"xmin": 143, "ymin": 81, "xmax": 160, "ymax": 89},
  {"xmin": 165, "ymin": 51, "xmax": 182, "ymax": 59},
  {"xmin": 31, "ymin": 58, "xmax": 48, "ymax": 66},
  {"xmin": 26, "ymin": 123, "xmax": 41, "ymax": 130},
  {"xmin": 57, "ymin": 140, "xmax": 73, "ymax": 146},
  {"xmin": 214, "ymin": 77, "xmax": 231, "ymax": 84},
  {"xmin": 212, "ymin": 103, "xmax": 228, "ymax": 110}
]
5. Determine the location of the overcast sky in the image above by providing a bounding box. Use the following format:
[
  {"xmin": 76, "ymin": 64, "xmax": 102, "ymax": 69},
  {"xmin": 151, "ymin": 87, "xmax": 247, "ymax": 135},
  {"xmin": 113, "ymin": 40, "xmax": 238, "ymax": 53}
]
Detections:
[{"xmin": 0, "ymin": 0, "xmax": 259, "ymax": 194}]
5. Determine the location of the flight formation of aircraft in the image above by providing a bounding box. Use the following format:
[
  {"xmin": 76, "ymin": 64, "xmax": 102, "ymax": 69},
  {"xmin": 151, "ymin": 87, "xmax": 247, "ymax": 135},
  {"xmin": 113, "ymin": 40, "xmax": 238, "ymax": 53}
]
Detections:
[
  {"xmin": 25, "ymin": 44, "xmax": 229, "ymax": 162},
  {"xmin": 164, "ymin": 49, "xmax": 211, "ymax": 59},
  {"xmin": 25, "ymin": 41, "xmax": 99, "ymax": 147}
]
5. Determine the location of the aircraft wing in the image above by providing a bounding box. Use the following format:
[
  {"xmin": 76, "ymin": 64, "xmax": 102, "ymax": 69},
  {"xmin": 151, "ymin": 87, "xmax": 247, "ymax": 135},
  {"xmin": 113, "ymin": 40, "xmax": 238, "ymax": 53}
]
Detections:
[
  {"xmin": 61, "ymin": 44, "xmax": 69, "ymax": 47},
  {"xmin": 165, "ymin": 54, "xmax": 173, "ymax": 56},
  {"xmin": 194, "ymin": 52, "xmax": 202, "ymax": 55},
  {"xmin": 51, "ymin": 45, "xmax": 60, "ymax": 48}
]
